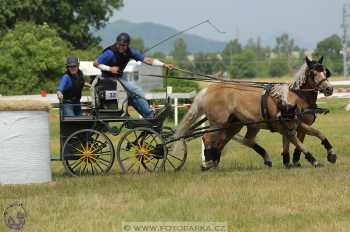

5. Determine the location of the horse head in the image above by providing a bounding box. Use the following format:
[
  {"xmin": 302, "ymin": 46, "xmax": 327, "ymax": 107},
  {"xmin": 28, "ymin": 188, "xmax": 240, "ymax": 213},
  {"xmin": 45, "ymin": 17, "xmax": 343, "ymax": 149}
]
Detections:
[{"xmin": 305, "ymin": 56, "xmax": 333, "ymax": 96}]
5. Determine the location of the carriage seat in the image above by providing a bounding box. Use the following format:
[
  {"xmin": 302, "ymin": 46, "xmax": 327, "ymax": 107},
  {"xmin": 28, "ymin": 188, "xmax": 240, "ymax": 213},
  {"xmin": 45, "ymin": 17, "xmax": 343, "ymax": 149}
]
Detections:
[{"xmin": 93, "ymin": 78, "xmax": 128, "ymax": 117}]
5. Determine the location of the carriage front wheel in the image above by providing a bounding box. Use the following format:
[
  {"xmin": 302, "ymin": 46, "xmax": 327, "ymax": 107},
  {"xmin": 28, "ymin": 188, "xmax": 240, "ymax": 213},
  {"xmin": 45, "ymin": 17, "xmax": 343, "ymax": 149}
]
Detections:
[
  {"xmin": 116, "ymin": 127, "xmax": 167, "ymax": 174},
  {"xmin": 62, "ymin": 129, "xmax": 115, "ymax": 176}
]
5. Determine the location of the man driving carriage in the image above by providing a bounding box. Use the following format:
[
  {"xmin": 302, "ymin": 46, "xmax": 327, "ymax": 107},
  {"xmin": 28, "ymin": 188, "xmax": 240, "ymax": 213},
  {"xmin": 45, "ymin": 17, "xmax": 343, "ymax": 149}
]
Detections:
[{"xmin": 93, "ymin": 32, "xmax": 173, "ymax": 119}]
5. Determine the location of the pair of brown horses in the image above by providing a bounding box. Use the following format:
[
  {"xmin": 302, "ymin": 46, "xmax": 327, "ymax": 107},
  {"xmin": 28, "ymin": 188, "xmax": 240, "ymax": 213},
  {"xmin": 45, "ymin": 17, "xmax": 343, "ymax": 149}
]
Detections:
[{"xmin": 176, "ymin": 57, "xmax": 336, "ymax": 170}]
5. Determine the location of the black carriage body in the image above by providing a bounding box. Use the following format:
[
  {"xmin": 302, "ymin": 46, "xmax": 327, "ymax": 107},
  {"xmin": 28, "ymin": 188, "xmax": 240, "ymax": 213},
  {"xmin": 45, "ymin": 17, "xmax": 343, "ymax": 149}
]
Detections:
[{"xmin": 56, "ymin": 77, "xmax": 186, "ymax": 176}]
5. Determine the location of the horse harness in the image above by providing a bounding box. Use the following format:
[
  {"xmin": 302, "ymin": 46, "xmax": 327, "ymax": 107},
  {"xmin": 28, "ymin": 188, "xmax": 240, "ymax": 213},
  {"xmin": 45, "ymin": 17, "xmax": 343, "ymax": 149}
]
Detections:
[{"xmin": 260, "ymin": 84, "xmax": 277, "ymax": 132}]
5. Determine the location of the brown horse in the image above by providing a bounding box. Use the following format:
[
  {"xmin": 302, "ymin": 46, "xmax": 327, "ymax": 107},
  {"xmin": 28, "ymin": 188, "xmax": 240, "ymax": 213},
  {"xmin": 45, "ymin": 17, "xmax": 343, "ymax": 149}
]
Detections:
[
  {"xmin": 233, "ymin": 56, "xmax": 336, "ymax": 168},
  {"xmin": 175, "ymin": 56, "xmax": 334, "ymax": 170},
  {"xmin": 288, "ymin": 57, "xmax": 336, "ymax": 167}
]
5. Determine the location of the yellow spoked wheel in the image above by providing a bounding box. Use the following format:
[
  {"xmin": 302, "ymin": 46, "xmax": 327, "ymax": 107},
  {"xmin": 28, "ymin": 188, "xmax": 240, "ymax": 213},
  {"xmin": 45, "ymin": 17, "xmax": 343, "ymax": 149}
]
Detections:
[
  {"xmin": 116, "ymin": 127, "xmax": 167, "ymax": 174},
  {"xmin": 161, "ymin": 127, "xmax": 187, "ymax": 171},
  {"xmin": 62, "ymin": 129, "xmax": 115, "ymax": 176}
]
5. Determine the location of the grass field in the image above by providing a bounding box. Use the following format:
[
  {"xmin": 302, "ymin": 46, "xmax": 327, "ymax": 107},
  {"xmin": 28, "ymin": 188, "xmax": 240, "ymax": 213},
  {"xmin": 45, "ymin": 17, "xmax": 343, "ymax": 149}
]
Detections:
[{"xmin": 1, "ymin": 98, "xmax": 350, "ymax": 232}]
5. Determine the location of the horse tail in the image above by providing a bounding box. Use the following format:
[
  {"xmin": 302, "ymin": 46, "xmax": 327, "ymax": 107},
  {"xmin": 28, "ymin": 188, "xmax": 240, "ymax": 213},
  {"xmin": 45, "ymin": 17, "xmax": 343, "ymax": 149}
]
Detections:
[{"xmin": 175, "ymin": 88, "xmax": 207, "ymax": 139}]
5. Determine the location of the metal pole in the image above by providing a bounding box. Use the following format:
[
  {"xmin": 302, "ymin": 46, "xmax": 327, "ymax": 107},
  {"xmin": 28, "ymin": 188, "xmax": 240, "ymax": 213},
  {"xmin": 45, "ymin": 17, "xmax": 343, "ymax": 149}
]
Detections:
[
  {"xmin": 342, "ymin": 4, "xmax": 349, "ymax": 80},
  {"xmin": 174, "ymin": 97, "xmax": 178, "ymax": 126}
]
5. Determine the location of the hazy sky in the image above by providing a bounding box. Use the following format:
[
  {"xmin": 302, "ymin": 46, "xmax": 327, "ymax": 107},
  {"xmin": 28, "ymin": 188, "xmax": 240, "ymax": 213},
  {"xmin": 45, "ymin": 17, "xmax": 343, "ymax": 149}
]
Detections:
[{"xmin": 111, "ymin": 0, "xmax": 350, "ymax": 49}]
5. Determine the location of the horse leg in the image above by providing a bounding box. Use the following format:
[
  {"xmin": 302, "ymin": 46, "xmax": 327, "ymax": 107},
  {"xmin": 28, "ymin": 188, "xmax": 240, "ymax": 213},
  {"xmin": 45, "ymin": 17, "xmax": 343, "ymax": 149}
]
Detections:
[
  {"xmin": 201, "ymin": 125, "xmax": 242, "ymax": 171},
  {"xmin": 286, "ymin": 133, "xmax": 323, "ymax": 168},
  {"xmin": 201, "ymin": 131, "xmax": 223, "ymax": 171},
  {"xmin": 281, "ymin": 135, "xmax": 291, "ymax": 168},
  {"xmin": 291, "ymin": 128, "xmax": 305, "ymax": 167},
  {"xmin": 232, "ymin": 127, "xmax": 272, "ymax": 167},
  {"xmin": 299, "ymin": 122, "xmax": 336, "ymax": 163}
]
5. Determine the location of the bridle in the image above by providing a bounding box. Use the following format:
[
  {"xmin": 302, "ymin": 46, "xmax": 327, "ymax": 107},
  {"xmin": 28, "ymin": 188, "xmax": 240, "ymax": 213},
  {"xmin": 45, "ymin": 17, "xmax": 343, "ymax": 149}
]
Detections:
[{"xmin": 303, "ymin": 63, "xmax": 331, "ymax": 92}]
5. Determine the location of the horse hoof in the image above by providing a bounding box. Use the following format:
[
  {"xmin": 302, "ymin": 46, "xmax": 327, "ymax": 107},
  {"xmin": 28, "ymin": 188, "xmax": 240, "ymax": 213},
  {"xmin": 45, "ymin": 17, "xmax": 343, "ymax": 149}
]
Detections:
[
  {"xmin": 284, "ymin": 163, "xmax": 292, "ymax": 169},
  {"xmin": 313, "ymin": 162, "xmax": 324, "ymax": 168},
  {"xmin": 292, "ymin": 162, "xmax": 302, "ymax": 168},
  {"xmin": 200, "ymin": 165, "xmax": 212, "ymax": 172},
  {"xmin": 264, "ymin": 161, "xmax": 272, "ymax": 167},
  {"xmin": 200, "ymin": 161, "xmax": 216, "ymax": 171},
  {"xmin": 327, "ymin": 154, "xmax": 337, "ymax": 163}
]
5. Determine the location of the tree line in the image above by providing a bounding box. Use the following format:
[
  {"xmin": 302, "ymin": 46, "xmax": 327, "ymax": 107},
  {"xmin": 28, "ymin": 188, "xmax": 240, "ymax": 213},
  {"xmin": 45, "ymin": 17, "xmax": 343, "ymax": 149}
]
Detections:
[{"xmin": 162, "ymin": 34, "xmax": 343, "ymax": 80}]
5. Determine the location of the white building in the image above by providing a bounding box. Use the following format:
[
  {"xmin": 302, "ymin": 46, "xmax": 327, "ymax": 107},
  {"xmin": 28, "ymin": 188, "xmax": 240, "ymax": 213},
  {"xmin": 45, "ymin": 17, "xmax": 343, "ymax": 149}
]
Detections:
[{"xmin": 79, "ymin": 60, "xmax": 163, "ymax": 91}]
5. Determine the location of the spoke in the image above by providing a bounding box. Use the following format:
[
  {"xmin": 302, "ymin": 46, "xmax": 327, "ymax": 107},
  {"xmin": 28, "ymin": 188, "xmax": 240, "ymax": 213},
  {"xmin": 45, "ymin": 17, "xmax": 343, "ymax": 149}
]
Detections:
[
  {"xmin": 69, "ymin": 139, "xmax": 83, "ymax": 149},
  {"xmin": 126, "ymin": 160, "xmax": 138, "ymax": 172},
  {"xmin": 121, "ymin": 155, "xmax": 135, "ymax": 162},
  {"xmin": 94, "ymin": 151, "xmax": 112, "ymax": 156},
  {"xmin": 168, "ymin": 154, "xmax": 184, "ymax": 162},
  {"xmin": 85, "ymin": 131, "xmax": 92, "ymax": 150},
  {"xmin": 64, "ymin": 153, "xmax": 83, "ymax": 159},
  {"xmin": 153, "ymin": 159, "xmax": 160, "ymax": 171},
  {"xmin": 167, "ymin": 158, "xmax": 176, "ymax": 169},
  {"xmin": 132, "ymin": 131, "xmax": 139, "ymax": 142},
  {"xmin": 81, "ymin": 160, "xmax": 88, "ymax": 175},
  {"xmin": 92, "ymin": 133, "xmax": 100, "ymax": 145},
  {"xmin": 90, "ymin": 162, "xmax": 94, "ymax": 175},
  {"xmin": 94, "ymin": 161, "xmax": 104, "ymax": 174},
  {"xmin": 147, "ymin": 134, "xmax": 157, "ymax": 146},
  {"xmin": 137, "ymin": 165, "xmax": 141, "ymax": 175},
  {"xmin": 91, "ymin": 142, "xmax": 110, "ymax": 154},
  {"xmin": 74, "ymin": 162, "xmax": 82, "ymax": 174},
  {"xmin": 87, "ymin": 133, "xmax": 100, "ymax": 153},
  {"xmin": 70, "ymin": 144, "xmax": 85, "ymax": 154},
  {"xmin": 79, "ymin": 142, "xmax": 86, "ymax": 154},
  {"xmin": 124, "ymin": 138, "xmax": 138, "ymax": 150},
  {"xmin": 96, "ymin": 157, "xmax": 110, "ymax": 166},
  {"xmin": 70, "ymin": 159, "xmax": 84, "ymax": 170}
]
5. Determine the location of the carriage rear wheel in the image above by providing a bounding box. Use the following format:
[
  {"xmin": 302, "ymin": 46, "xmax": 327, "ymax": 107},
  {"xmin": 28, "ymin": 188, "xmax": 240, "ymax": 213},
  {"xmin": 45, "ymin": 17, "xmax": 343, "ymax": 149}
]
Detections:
[
  {"xmin": 62, "ymin": 129, "xmax": 115, "ymax": 176},
  {"xmin": 116, "ymin": 127, "xmax": 167, "ymax": 174},
  {"xmin": 161, "ymin": 127, "xmax": 187, "ymax": 171}
]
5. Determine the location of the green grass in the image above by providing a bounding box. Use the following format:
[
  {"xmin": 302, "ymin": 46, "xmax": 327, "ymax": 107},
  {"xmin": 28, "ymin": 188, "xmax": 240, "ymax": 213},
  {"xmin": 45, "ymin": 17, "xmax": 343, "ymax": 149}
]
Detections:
[{"xmin": 1, "ymin": 99, "xmax": 350, "ymax": 232}]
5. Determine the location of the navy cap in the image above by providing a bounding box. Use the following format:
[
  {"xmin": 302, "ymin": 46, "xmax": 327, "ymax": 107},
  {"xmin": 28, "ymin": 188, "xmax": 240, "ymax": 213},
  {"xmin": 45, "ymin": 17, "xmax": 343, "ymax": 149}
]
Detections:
[{"xmin": 66, "ymin": 56, "xmax": 79, "ymax": 66}]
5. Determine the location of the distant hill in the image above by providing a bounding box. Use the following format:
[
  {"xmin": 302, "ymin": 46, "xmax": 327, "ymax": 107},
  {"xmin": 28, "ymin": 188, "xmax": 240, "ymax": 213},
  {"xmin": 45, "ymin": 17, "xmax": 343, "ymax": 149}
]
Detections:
[{"xmin": 93, "ymin": 20, "xmax": 227, "ymax": 54}]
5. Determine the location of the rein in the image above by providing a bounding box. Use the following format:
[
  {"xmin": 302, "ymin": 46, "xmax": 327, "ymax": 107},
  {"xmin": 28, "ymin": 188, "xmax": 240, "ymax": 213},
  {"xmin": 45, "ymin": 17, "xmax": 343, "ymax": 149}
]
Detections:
[
  {"xmin": 147, "ymin": 65, "xmax": 329, "ymax": 94},
  {"xmin": 165, "ymin": 107, "xmax": 328, "ymax": 144}
]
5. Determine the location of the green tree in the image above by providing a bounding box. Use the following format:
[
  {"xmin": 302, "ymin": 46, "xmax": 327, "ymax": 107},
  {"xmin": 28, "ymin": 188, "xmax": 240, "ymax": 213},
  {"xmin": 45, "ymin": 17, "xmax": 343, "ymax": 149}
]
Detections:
[
  {"xmin": 273, "ymin": 33, "xmax": 300, "ymax": 74},
  {"xmin": 0, "ymin": 22, "xmax": 71, "ymax": 95},
  {"xmin": 245, "ymin": 37, "xmax": 271, "ymax": 76},
  {"xmin": 170, "ymin": 38, "xmax": 189, "ymax": 68},
  {"xmin": 268, "ymin": 58, "xmax": 289, "ymax": 77},
  {"xmin": 222, "ymin": 39, "xmax": 242, "ymax": 67},
  {"xmin": 274, "ymin": 33, "xmax": 299, "ymax": 56},
  {"xmin": 130, "ymin": 37, "xmax": 145, "ymax": 52},
  {"xmin": 192, "ymin": 53, "xmax": 223, "ymax": 74},
  {"xmin": 152, "ymin": 51, "xmax": 166, "ymax": 60},
  {"xmin": 229, "ymin": 49, "xmax": 257, "ymax": 78},
  {"xmin": 313, "ymin": 34, "xmax": 342, "ymax": 75},
  {"xmin": 0, "ymin": 0, "xmax": 124, "ymax": 49}
]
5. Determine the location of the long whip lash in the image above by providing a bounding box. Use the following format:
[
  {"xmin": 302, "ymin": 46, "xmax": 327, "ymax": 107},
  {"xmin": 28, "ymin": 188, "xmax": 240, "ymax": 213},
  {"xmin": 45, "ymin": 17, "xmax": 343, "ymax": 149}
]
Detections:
[{"xmin": 144, "ymin": 19, "xmax": 225, "ymax": 53}]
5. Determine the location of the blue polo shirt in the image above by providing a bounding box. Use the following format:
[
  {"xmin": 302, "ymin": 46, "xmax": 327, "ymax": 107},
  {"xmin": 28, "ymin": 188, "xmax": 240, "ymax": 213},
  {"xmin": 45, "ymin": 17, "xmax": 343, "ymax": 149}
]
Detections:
[{"xmin": 96, "ymin": 48, "xmax": 145, "ymax": 66}]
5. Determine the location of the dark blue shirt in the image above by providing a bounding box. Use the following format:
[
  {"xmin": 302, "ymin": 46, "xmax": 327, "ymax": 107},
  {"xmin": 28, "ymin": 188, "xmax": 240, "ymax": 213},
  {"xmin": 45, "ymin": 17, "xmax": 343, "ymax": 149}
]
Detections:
[
  {"xmin": 58, "ymin": 74, "xmax": 73, "ymax": 92},
  {"xmin": 96, "ymin": 48, "xmax": 144, "ymax": 68}
]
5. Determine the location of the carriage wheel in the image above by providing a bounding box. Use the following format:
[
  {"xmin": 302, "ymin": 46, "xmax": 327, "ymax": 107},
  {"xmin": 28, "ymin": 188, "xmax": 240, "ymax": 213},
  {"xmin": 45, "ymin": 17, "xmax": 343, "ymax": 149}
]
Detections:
[
  {"xmin": 62, "ymin": 129, "xmax": 115, "ymax": 176},
  {"xmin": 116, "ymin": 127, "xmax": 167, "ymax": 174},
  {"xmin": 161, "ymin": 127, "xmax": 187, "ymax": 171}
]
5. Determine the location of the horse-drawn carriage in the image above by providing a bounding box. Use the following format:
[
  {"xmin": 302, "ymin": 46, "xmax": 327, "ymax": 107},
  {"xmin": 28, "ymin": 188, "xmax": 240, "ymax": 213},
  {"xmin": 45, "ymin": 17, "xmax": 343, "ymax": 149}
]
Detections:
[
  {"xmin": 56, "ymin": 56, "xmax": 336, "ymax": 176},
  {"xmin": 57, "ymin": 78, "xmax": 187, "ymax": 176}
]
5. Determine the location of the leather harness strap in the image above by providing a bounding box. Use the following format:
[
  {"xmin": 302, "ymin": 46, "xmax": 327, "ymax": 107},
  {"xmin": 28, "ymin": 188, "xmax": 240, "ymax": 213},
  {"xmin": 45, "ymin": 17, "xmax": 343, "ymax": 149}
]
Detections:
[{"xmin": 261, "ymin": 84, "xmax": 276, "ymax": 132}]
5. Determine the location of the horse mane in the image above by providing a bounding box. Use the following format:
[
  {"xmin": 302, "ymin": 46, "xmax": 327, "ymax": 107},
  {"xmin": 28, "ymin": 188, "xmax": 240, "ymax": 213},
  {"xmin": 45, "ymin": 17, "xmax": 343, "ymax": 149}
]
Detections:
[{"xmin": 289, "ymin": 63, "xmax": 308, "ymax": 90}]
